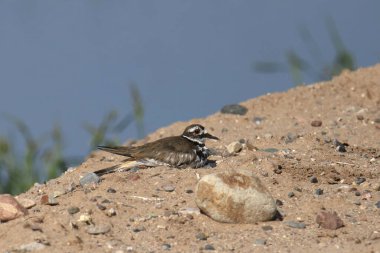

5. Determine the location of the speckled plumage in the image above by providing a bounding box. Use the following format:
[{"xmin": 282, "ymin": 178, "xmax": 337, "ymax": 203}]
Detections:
[{"xmin": 95, "ymin": 124, "xmax": 218, "ymax": 176}]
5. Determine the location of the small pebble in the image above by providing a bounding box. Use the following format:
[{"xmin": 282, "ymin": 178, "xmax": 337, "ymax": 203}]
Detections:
[
  {"xmin": 132, "ymin": 226, "xmax": 146, "ymax": 233},
  {"xmin": 294, "ymin": 187, "xmax": 302, "ymax": 192},
  {"xmin": 86, "ymin": 224, "xmax": 111, "ymax": 235},
  {"xmin": 375, "ymin": 201, "xmax": 380, "ymax": 208},
  {"xmin": 19, "ymin": 242, "xmax": 46, "ymax": 251},
  {"xmin": 284, "ymin": 221, "xmax": 306, "ymax": 229},
  {"xmin": 185, "ymin": 189, "xmax": 194, "ymax": 194},
  {"xmin": 97, "ymin": 203, "xmax": 107, "ymax": 211},
  {"xmin": 129, "ymin": 167, "xmax": 140, "ymax": 173},
  {"xmin": 40, "ymin": 194, "xmax": 58, "ymax": 206},
  {"xmin": 355, "ymin": 177, "xmax": 366, "ymax": 185},
  {"xmin": 162, "ymin": 185, "xmax": 176, "ymax": 192},
  {"xmin": 67, "ymin": 206, "xmax": 80, "ymax": 215},
  {"xmin": 315, "ymin": 188, "xmax": 324, "ymax": 195},
  {"xmin": 336, "ymin": 145, "xmax": 347, "ymax": 152},
  {"xmin": 204, "ymin": 244, "xmax": 215, "ymax": 250},
  {"xmin": 354, "ymin": 191, "xmax": 361, "ymax": 196},
  {"xmin": 273, "ymin": 165, "xmax": 283, "ymax": 174},
  {"xmin": 262, "ymin": 225, "xmax": 273, "ymax": 231},
  {"xmin": 106, "ymin": 208, "xmax": 116, "ymax": 217},
  {"xmin": 253, "ymin": 116, "xmax": 264, "ymax": 125},
  {"xmin": 311, "ymin": 120, "xmax": 322, "ymax": 127},
  {"xmin": 356, "ymin": 115, "xmax": 364, "ymax": 120},
  {"xmin": 226, "ymin": 141, "xmax": 243, "ymax": 154},
  {"xmin": 195, "ymin": 232, "xmax": 208, "ymax": 241},
  {"xmin": 254, "ymin": 239, "xmax": 267, "ymax": 246},
  {"xmin": 221, "ymin": 104, "xmax": 248, "ymax": 115},
  {"xmin": 309, "ymin": 176, "xmax": 318, "ymax": 183},
  {"xmin": 79, "ymin": 172, "xmax": 100, "ymax": 186},
  {"xmin": 162, "ymin": 243, "xmax": 171, "ymax": 250},
  {"xmin": 288, "ymin": 192, "xmax": 295, "ymax": 198},
  {"xmin": 107, "ymin": 187, "xmax": 117, "ymax": 193},
  {"xmin": 275, "ymin": 199, "xmax": 283, "ymax": 206}
]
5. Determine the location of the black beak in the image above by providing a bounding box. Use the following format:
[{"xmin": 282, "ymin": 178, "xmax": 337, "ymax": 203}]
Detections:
[{"xmin": 203, "ymin": 132, "xmax": 219, "ymax": 140}]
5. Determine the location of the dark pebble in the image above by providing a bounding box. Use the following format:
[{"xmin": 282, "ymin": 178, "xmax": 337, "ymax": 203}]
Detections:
[
  {"xmin": 356, "ymin": 115, "xmax": 364, "ymax": 121},
  {"xmin": 67, "ymin": 206, "xmax": 80, "ymax": 215},
  {"xmin": 288, "ymin": 192, "xmax": 295, "ymax": 198},
  {"xmin": 275, "ymin": 199, "xmax": 283, "ymax": 206},
  {"xmin": 311, "ymin": 120, "xmax": 322, "ymax": 127},
  {"xmin": 315, "ymin": 188, "xmax": 324, "ymax": 195},
  {"xmin": 294, "ymin": 187, "xmax": 302, "ymax": 192},
  {"xmin": 261, "ymin": 225, "xmax": 273, "ymax": 231},
  {"xmin": 185, "ymin": 189, "xmax": 194, "ymax": 194},
  {"xmin": 354, "ymin": 191, "xmax": 361, "ymax": 196},
  {"xmin": 107, "ymin": 187, "xmax": 117, "ymax": 193},
  {"xmin": 354, "ymin": 201, "xmax": 361, "ymax": 206},
  {"xmin": 79, "ymin": 172, "xmax": 100, "ymax": 186},
  {"xmin": 132, "ymin": 226, "xmax": 146, "ymax": 233},
  {"xmin": 221, "ymin": 104, "xmax": 248, "ymax": 115},
  {"xmin": 97, "ymin": 203, "xmax": 107, "ymax": 211},
  {"xmin": 309, "ymin": 176, "xmax": 318, "ymax": 183},
  {"xmin": 129, "ymin": 167, "xmax": 140, "ymax": 173},
  {"xmin": 162, "ymin": 243, "xmax": 171, "ymax": 250},
  {"xmin": 204, "ymin": 244, "xmax": 215, "ymax": 251},
  {"xmin": 336, "ymin": 145, "xmax": 347, "ymax": 152},
  {"xmin": 355, "ymin": 177, "xmax": 366, "ymax": 185},
  {"xmin": 273, "ymin": 165, "xmax": 283, "ymax": 174},
  {"xmin": 375, "ymin": 201, "xmax": 380, "ymax": 208},
  {"xmin": 374, "ymin": 118, "xmax": 380, "ymax": 123},
  {"xmin": 195, "ymin": 232, "xmax": 208, "ymax": 241},
  {"xmin": 284, "ymin": 221, "xmax": 306, "ymax": 229},
  {"xmin": 284, "ymin": 132, "xmax": 299, "ymax": 144}
]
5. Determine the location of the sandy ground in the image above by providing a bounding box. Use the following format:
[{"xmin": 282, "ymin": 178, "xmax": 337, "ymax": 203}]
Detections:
[{"xmin": 1, "ymin": 65, "xmax": 379, "ymax": 253}]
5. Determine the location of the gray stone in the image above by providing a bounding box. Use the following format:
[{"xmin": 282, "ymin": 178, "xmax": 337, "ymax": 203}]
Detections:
[
  {"xmin": 226, "ymin": 141, "xmax": 243, "ymax": 154},
  {"xmin": 221, "ymin": 104, "xmax": 248, "ymax": 115},
  {"xmin": 254, "ymin": 239, "xmax": 267, "ymax": 245},
  {"xmin": 19, "ymin": 242, "xmax": 46, "ymax": 251},
  {"xmin": 355, "ymin": 177, "xmax": 366, "ymax": 185},
  {"xmin": 315, "ymin": 188, "xmax": 324, "ymax": 195},
  {"xmin": 162, "ymin": 184, "xmax": 175, "ymax": 192},
  {"xmin": 80, "ymin": 172, "xmax": 100, "ymax": 186},
  {"xmin": 67, "ymin": 206, "xmax": 80, "ymax": 215},
  {"xmin": 86, "ymin": 224, "xmax": 111, "ymax": 235},
  {"xmin": 162, "ymin": 243, "xmax": 171, "ymax": 250},
  {"xmin": 284, "ymin": 221, "xmax": 306, "ymax": 229},
  {"xmin": 195, "ymin": 169, "xmax": 277, "ymax": 223},
  {"xmin": 204, "ymin": 244, "xmax": 215, "ymax": 250},
  {"xmin": 309, "ymin": 176, "xmax": 318, "ymax": 183},
  {"xmin": 195, "ymin": 232, "xmax": 208, "ymax": 240}
]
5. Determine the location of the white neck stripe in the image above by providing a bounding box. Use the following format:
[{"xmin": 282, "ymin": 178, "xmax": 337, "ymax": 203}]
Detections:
[{"xmin": 182, "ymin": 135, "xmax": 204, "ymax": 145}]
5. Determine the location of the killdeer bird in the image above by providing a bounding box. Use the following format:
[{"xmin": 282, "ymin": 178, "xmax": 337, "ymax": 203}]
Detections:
[{"xmin": 94, "ymin": 124, "xmax": 219, "ymax": 176}]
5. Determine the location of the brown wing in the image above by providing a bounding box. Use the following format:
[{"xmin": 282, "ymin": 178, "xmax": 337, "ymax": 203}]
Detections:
[{"xmin": 132, "ymin": 137, "xmax": 197, "ymax": 167}]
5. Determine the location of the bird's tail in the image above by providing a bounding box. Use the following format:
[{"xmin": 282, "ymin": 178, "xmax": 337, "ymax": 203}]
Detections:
[
  {"xmin": 94, "ymin": 160, "xmax": 139, "ymax": 176},
  {"xmin": 97, "ymin": 145, "xmax": 133, "ymax": 157}
]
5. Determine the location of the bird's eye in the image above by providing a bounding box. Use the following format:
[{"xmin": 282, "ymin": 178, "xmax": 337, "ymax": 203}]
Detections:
[{"xmin": 194, "ymin": 129, "xmax": 200, "ymax": 134}]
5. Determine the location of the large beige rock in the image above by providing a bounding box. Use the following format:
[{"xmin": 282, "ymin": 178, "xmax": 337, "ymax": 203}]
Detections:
[
  {"xmin": 195, "ymin": 169, "xmax": 277, "ymax": 223},
  {"xmin": 0, "ymin": 194, "xmax": 28, "ymax": 222}
]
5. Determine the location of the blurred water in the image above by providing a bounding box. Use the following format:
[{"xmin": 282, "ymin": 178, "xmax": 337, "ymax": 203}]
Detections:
[{"xmin": 0, "ymin": 1, "xmax": 379, "ymax": 159}]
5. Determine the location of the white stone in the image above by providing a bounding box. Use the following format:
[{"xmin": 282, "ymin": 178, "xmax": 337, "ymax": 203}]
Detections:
[{"xmin": 195, "ymin": 169, "xmax": 277, "ymax": 223}]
